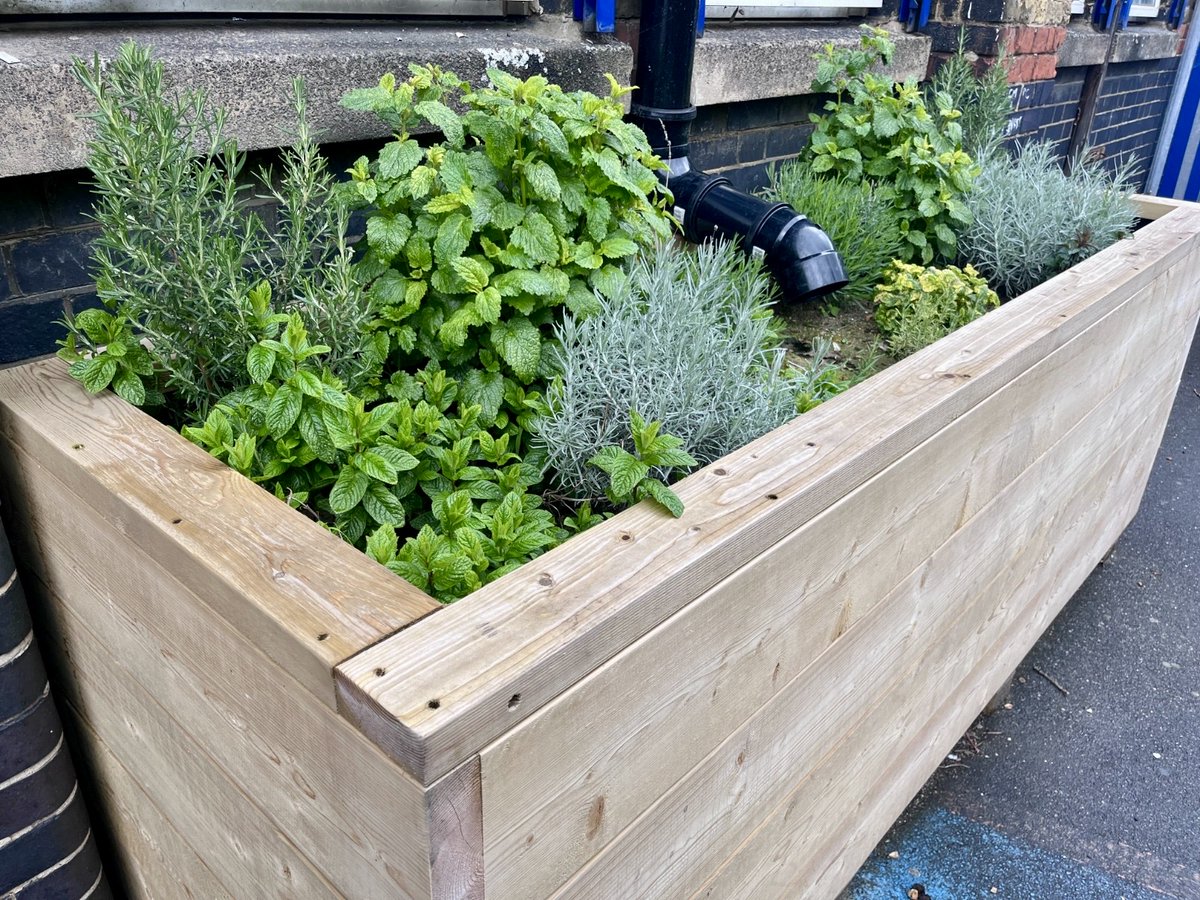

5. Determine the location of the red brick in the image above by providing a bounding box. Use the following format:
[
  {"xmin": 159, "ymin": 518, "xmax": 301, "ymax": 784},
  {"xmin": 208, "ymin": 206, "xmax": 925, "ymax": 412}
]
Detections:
[
  {"xmin": 1016, "ymin": 26, "xmax": 1038, "ymax": 54},
  {"xmin": 1033, "ymin": 53, "xmax": 1058, "ymax": 80},
  {"xmin": 1006, "ymin": 54, "xmax": 1035, "ymax": 84}
]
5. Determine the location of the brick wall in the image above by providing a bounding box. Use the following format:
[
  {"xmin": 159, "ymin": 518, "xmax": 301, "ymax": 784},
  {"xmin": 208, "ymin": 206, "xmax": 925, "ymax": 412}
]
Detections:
[
  {"xmin": 0, "ymin": 171, "xmax": 100, "ymax": 366},
  {"xmin": 1001, "ymin": 56, "xmax": 1176, "ymax": 189},
  {"xmin": 1087, "ymin": 55, "xmax": 1178, "ymax": 186},
  {"xmin": 1006, "ymin": 68, "xmax": 1086, "ymax": 159},
  {"xmin": 689, "ymin": 94, "xmax": 825, "ymax": 193}
]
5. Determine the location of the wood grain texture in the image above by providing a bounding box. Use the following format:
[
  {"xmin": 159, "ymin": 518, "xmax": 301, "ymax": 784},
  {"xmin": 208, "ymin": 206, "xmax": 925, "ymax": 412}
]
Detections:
[
  {"xmin": 0, "ymin": 451, "xmax": 434, "ymax": 899},
  {"xmin": 69, "ymin": 718, "xmax": 233, "ymax": 900},
  {"xmin": 700, "ymin": 391, "xmax": 1177, "ymax": 900},
  {"xmin": 0, "ymin": 359, "xmax": 440, "ymax": 707},
  {"xmin": 43, "ymin": 604, "xmax": 341, "ymax": 898},
  {"xmin": 428, "ymin": 758, "xmax": 485, "ymax": 900},
  {"xmin": 337, "ymin": 200, "xmax": 1200, "ymax": 785},
  {"xmin": 555, "ymin": 360, "xmax": 1183, "ymax": 900},
  {"xmin": 475, "ymin": 264, "xmax": 1200, "ymax": 899}
]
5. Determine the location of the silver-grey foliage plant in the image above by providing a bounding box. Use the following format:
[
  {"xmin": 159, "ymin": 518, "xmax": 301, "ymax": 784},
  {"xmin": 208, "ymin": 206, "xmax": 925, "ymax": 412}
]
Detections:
[
  {"xmin": 533, "ymin": 241, "xmax": 797, "ymax": 504},
  {"xmin": 959, "ymin": 141, "xmax": 1137, "ymax": 299}
]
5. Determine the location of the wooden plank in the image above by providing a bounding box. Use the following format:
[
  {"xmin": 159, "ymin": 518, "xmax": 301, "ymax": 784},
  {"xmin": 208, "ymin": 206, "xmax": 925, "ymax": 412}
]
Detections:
[
  {"xmin": 68, "ymin": 716, "xmax": 239, "ymax": 900},
  {"xmin": 475, "ymin": 270, "xmax": 1200, "ymax": 899},
  {"xmin": 336, "ymin": 206, "xmax": 1200, "ymax": 785},
  {"xmin": 63, "ymin": 715, "xmax": 234, "ymax": 897},
  {"xmin": 0, "ymin": 452, "xmax": 435, "ymax": 899},
  {"xmin": 1132, "ymin": 193, "xmax": 1197, "ymax": 220},
  {"xmin": 704, "ymin": 384, "xmax": 1178, "ymax": 900},
  {"xmin": 34, "ymin": 598, "xmax": 341, "ymax": 898},
  {"xmin": 427, "ymin": 758, "xmax": 485, "ymax": 900},
  {"xmin": 550, "ymin": 361, "xmax": 1182, "ymax": 900},
  {"xmin": 0, "ymin": 359, "xmax": 440, "ymax": 708}
]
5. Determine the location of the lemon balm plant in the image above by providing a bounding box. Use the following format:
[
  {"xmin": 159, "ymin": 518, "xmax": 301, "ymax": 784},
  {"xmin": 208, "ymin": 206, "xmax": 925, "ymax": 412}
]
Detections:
[
  {"xmin": 807, "ymin": 27, "xmax": 978, "ymax": 265},
  {"xmin": 341, "ymin": 65, "xmax": 673, "ymax": 436}
]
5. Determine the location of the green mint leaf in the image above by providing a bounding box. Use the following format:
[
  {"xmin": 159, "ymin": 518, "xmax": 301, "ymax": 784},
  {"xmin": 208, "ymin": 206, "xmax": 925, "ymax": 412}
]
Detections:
[
  {"xmin": 111, "ymin": 368, "xmax": 146, "ymax": 406},
  {"xmin": 365, "ymin": 524, "xmax": 399, "ymax": 565},
  {"xmin": 642, "ymin": 478, "xmax": 685, "ymax": 518},
  {"xmin": 378, "ymin": 139, "xmax": 423, "ymax": 178},
  {"xmin": 415, "ymin": 100, "xmax": 464, "ymax": 148},
  {"xmin": 490, "ymin": 316, "xmax": 542, "ymax": 382},
  {"xmin": 330, "ymin": 464, "xmax": 371, "ymax": 514},
  {"xmin": 246, "ymin": 343, "xmax": 276, "ymax": 385},
  {"xmin": 362, "ymin": 482, "xmax": 407, "ymax": 526},
  {"xmin": 265, "ymin": 383, "xmax": 303, "ymax": 437}
]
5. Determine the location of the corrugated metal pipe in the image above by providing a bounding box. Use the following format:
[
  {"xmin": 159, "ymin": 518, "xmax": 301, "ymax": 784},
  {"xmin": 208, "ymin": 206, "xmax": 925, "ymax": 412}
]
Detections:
[{"xmin": 629, "ymin": 0, "xmax": 849, "ymax": 302}]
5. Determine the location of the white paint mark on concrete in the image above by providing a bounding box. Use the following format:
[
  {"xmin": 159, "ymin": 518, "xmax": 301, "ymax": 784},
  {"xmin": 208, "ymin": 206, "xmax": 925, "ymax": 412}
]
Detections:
[{"xmin": 480, "ymin": 46, "xmax": 547, "ymax": 73}]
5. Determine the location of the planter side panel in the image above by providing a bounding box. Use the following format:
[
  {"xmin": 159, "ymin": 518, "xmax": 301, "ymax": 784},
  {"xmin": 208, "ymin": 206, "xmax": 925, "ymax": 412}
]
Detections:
[
  {"xmin": 337, "ymin": 202, "xmax": 1200, "ymax": 787},
  {"xmin": 0, "ymin": 360, "xmax": 439, "ymax": 707},
  {"xmin": 0, "ymin": 447, "xmax": 440, "ymax": 898},
  {"xmin": 477, "ymin": 235, "xmax": 1200, "ymax": 898}
]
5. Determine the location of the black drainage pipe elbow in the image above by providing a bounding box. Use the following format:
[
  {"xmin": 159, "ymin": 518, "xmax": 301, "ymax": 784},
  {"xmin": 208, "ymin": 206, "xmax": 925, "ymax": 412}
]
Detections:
[{"xmin": 665, "ymin": 169, "xmax": 849, "ymax": 303}]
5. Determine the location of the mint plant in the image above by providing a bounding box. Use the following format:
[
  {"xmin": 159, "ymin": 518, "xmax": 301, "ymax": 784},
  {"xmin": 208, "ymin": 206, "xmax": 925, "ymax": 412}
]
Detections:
[
  {"xmin": 807, "ymin": 26, "xmax": 978, "ymax": 264},
  {"xmin": 341, "ymin": 65, "xmax": 673, "ymax": 431},
  {"xmin": 588, "ymin": 412, "xmax": 698, "ymax": 517}
]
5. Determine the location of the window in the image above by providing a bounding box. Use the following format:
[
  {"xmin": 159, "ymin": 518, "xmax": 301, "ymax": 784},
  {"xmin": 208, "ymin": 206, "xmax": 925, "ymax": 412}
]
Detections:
[
  {"xmin": 0, "ymin": 0, "xmax": 517, "ymax": 17},
  {"xmin": 704, "ymin": 0, "xmax": 881, "ymax": 20}
]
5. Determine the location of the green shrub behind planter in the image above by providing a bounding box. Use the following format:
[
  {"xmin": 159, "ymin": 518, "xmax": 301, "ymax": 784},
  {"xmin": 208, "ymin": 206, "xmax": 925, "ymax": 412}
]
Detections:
[
  {"xmin": 764, "ymin": 164, "xmax": 903, "ymax": 313},
  {"xmin": 806, "ymin": 26, "xmax": 978, "ymax": 265}
]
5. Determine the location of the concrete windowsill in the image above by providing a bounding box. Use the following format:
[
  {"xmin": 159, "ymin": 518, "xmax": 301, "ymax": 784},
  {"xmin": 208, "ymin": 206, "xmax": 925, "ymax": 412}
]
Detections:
[
  {"xmin": 0, "ymin": 18, "xmax": 632, "ymax": 179},
  {"xmin": 1058, "ymin": 22, "xmax": 1182, "ymax": 68},
  {"xmin": 0, "ymin": 17, "xmax": 928, "ymax": 179},
  {"xmin": 692, "ymin": 23, "xmax": 930, "ymax": 106}
]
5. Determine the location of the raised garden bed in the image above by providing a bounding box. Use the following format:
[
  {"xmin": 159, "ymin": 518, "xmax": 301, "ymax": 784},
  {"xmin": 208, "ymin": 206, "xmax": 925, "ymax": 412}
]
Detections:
[{"xmin": 1, "ymin": 194, "xmax": 1197, "ymax": 899}]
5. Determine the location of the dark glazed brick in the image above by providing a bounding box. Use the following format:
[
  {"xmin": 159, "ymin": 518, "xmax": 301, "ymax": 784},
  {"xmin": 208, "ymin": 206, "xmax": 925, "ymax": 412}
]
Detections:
[
  {"xmin": 0, "ymin": 785, "xmax": 91, "ymax": 889},
  {"xmin": 692, "ymin": 106, "xmax": 729, "ymax": 137},
  {"xmin": 691, "ymin": 135, "xmax": 740, "ymax": 170},
  {"xmin": 0, "ymin": 295, "xmax": 69, "ymax": 365},
  {"xmin": 719, "ymin": 162, "xmax": 773, "ymax": 193},
  {"xmin": 0, "ymin": 692, "xmax": 63, "ymax": 786},
  {"xmin": 764, "ymin": 124, "xmax": 812, "ymax": 160},
  {"xmin": 0, "ymin": 175, "xmax": 47, "ymax": 237},
  {"xmin": 0, "ymin": 258, "xmax": 10, "ymax": 304},
  {"xmin": 924, "ymin": 22, "xmax": 1001, "ymax": 55},
  {"xmin": 8, "ymin": 229, "xmax": 96, "ymax": 295},
  {"xmin": 737, "ymin": 129, "xmax": 768, "ymax": 165},
  {"xmin": 726, "ymin": 99, "xmax": 782, "ymax": 132},
  {"xmin": 67, "ymin": 290, "xmax": 104, "ymax": 316},
  {"xmin": 44, "ymin": 175, "xmax": 97, "ymax": 228},
  {"xmin": 963, "ymin": 0, "xmax": 1005, "ymax": 22}
]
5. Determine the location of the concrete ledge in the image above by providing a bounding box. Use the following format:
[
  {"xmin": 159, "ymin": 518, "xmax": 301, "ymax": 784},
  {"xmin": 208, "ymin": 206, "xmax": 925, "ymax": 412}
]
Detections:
[
  {"xmin": 0, "ymin": 19, "xmax": 632, "ymax": 179},
  {"xmin": 692, "ymin": 23, "xmax": 930, "ymax": 107},
  {"xmin": 1058, "ymin": 23, "xmax": 1181, "ymax": 67}
]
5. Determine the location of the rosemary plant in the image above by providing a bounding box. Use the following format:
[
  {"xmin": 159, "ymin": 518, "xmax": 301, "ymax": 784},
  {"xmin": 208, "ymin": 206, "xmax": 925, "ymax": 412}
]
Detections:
[{"xmin": 62, "ymin": 42, "xmax": 374, "ymax": 414}]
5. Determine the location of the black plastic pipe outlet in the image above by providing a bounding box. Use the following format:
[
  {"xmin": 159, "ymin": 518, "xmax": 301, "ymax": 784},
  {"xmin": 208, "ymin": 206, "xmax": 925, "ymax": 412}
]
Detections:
[
  {"xmin": 628, "ymin": 0, "xmax": 848, "ymax": 302},
  {"xmin": 666, "ymin": 168, "xmax": 849, "ymax": 302}
]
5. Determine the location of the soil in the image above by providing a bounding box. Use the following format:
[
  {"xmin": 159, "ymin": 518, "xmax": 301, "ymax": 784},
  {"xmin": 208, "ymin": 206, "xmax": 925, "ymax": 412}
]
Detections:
[{"xmin": 775, "ymin": 296, "xmax": 897, "ymax": 378}]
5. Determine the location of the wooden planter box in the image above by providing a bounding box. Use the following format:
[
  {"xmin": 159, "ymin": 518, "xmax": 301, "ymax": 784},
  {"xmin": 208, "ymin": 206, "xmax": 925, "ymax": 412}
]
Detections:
[{"xmin": 1, "ymin": 195, "xmax": 1198, "ymax": 899}]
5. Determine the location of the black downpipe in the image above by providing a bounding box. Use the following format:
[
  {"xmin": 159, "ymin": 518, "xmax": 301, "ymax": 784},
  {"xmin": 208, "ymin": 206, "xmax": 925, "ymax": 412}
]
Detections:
[{"xmin": 629, "ymin": 0, "xmax": 848, "ymax": 303}]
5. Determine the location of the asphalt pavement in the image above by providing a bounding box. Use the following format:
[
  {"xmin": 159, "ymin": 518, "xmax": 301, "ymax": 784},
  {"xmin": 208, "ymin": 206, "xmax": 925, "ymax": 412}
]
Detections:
[{"xmin": 840, "ymin": 322, "xmax": 1200, "ymax": 900}]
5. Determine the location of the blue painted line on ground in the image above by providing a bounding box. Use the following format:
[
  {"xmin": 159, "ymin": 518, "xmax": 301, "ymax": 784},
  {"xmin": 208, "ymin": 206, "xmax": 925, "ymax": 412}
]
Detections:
[{"xmin": 842, "ymin": 806, "xmax": 1162, "ymax": 900}]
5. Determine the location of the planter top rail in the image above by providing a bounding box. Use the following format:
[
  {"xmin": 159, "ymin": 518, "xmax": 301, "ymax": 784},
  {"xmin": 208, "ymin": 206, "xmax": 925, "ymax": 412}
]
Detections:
[{"xmin": 334, "ymin": 195, "xmax": 1200, "ymax": 784}]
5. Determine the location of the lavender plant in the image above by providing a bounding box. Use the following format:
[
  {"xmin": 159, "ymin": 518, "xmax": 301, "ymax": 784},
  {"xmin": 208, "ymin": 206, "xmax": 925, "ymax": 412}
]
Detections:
[
  {"xmin": 532, "ymin": 241, "xmax": 797, "ymax": 505},
  {"xmin": 958, "ymin": 141, "xmax": 1137, "ymax": 299}
]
